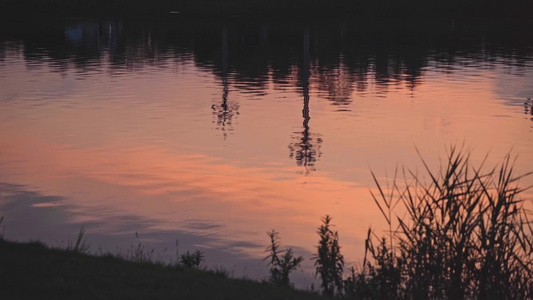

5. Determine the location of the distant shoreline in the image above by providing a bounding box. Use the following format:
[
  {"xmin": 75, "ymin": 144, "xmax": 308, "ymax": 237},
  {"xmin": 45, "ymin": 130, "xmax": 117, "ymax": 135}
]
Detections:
[{"xmin": 0, "ymin": 0, "xmax": 531, "ymax": 19}]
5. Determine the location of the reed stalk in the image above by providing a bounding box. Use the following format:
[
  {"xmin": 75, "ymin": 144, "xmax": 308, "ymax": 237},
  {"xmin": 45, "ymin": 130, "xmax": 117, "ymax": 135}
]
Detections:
[{"xmin": 349, "ymin": 146, "xmax": 533, "ymax": 299}]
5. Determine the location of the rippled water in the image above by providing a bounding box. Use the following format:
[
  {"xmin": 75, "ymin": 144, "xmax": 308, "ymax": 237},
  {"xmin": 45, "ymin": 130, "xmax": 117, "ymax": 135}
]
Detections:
[{"xmin": 1, "ymin": 17, "xmax": 533, "ymax": 286}]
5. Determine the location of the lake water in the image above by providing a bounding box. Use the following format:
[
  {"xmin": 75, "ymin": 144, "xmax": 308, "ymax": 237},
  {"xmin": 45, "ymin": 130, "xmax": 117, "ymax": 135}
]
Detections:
[{"xmin": 1, "ymin": 17, "xmax": 533, "ymax": 287}]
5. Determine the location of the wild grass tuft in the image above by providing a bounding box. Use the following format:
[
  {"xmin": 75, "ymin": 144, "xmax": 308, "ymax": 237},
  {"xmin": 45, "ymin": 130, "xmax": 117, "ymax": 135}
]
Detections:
[
  {"xmin": 347, "ymin": 146, "xmax": 533, "ymax": 299},
  {"xmin": 180, "ymin": 250, "xmax": 204, "ymax": 269},
  {"xmin": 67, "ymin": 225, "xmax": 90, "ymax": 254},
  {"xmin": 314, "ymin": 215, "xmax": 344, "ymax": 297},
  {"xmin": 0, "ymin": 216, "xmax": 4, "ymax": 240},
  {"xmin": 211, "ymin": 264, "xmax": 233, "ymax": 279},
  {"xmin": 264, "ymin": 230, "xmax": 303, "ymax": 287},
  {"xmin": 175, "ymin": 239, "xmax": 205, "ymax": 270}
]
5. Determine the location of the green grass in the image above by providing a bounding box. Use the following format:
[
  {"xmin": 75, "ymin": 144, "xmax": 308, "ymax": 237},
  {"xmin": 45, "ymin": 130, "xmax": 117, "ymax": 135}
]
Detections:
[{"xmin": 0, "ymin": 239, "xmax": 328, "ymax": 300}]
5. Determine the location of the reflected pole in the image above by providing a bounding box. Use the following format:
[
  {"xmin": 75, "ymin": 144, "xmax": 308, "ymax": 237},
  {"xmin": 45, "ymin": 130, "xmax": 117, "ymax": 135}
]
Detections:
[
  {"xmin": 212, "ymin": 27, "xmax": 232, "ymax": 139},
  {"xmin": 222, "ymin": 28, "xmax": 229, "ymax": 114},
  {"xmin": 301, "ymin": 27, "xmax": 311, "ymax": 170},
  {"xmin": 290, "ymin": 27, "xmax": 320, "ymax": 174}
]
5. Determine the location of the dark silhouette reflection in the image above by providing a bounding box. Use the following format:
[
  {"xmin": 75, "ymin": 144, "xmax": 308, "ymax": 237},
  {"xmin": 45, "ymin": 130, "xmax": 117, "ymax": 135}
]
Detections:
[
  {"xmin": 64, "ymin": 20, "xmax": 121, "ymax": 53},
  {"xmin": 288, "ymin": 28, "xmax": 322, "ymax": 174},
  {"xmin": 2, "ymin": 18, "xmax": 532, "ymax": 101},
  {"xmin": 314, "ymin": 64, "xmax": 355, "ymax": 109},
  {"xmin": 2, "ymin": 18, "xmax": 533, "ymax": 123},
  {"xmin": 525, "ymin": 98, "xmax": 533, "ymax": 120},
  {"xmin": 212, "ymin": 28, "xmax": 239, "ymax": 139},
  {"xmin": 310, "ymin": 24, "xmax": 355, "ymax": 109}
]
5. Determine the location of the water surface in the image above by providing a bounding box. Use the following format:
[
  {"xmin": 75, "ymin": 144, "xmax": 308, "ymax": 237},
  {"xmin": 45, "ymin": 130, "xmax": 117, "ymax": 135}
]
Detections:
[{"xmin": 1, "ymin": 17, "xmax": 533, "ymax": 286}]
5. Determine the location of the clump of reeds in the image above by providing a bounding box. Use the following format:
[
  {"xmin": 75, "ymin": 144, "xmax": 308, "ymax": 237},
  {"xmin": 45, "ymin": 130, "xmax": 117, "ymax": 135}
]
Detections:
[
  {"xmin": 264, "ymin": 230, "xmax": 303, "ymax": 287},
  {"xmin": 314, "ymin": 215, "xmax": 344, "ymax": 297},
  {"xmin": 67, "ymin": 225, "xmax": 90, "ymax": 254},
  {"xmin": 211, "ymin": 265, "xmax": 233, "ymax": 278},
  {"xmin": 347, "ymin": 146, "xmax": 533, "ymax": 299},
  {"xmin": 175, "ymin": 239, "xmax": 205, "ymax": 270},
  {"xmin": 179, "ymin": 250, "xmax": 204, "ymax": 269}
]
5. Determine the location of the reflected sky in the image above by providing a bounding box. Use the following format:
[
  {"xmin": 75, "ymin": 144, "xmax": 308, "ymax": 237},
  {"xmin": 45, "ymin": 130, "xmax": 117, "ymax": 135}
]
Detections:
[{"xmin": 1, "ymin": 18, "xmax": 533, "ymax": 287}]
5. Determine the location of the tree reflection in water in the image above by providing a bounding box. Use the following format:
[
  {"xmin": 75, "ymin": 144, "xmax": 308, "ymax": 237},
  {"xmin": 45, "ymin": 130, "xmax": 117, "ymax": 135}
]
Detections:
[
  {"xmin": 289, "ymin": 28, "xmax": 322, "ymax": 174},
  {"xmin": 212, "ymin": 28, "xmax": 239, "ymax": 139}
]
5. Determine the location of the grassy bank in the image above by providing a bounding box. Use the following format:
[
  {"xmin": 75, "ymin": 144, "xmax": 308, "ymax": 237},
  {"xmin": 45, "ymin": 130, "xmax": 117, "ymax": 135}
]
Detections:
[{"xmin": 0, "ymin": 239, "xmax": 326, "ymax": 300}]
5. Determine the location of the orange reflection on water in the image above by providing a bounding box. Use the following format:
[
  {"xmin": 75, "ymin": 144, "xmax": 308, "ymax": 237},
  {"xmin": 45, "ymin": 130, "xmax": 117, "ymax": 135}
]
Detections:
[
  {"xmin": 2, "ymin": 44, "xmax": 533, "ymax": 272},
  {"xmin": 0, "ymin": 128, "xmax": 384, "ymax": 261}
]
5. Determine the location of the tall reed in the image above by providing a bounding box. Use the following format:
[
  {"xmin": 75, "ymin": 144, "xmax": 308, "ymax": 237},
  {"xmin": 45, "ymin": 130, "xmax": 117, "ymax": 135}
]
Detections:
[
  {"xmin": 67, "ymin": 225, "xmax": 90, "ymax": 254},
  {"xmin": 348, "ymin": 146, "xmax": 533, "ymax": 299}
]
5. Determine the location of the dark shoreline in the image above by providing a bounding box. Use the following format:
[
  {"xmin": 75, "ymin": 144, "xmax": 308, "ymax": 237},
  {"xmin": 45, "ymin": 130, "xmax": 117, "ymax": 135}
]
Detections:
[
  {"xmin": 0, "ymin": 0, "xmax": 532, "ymax": 20},
  {"xmin": 0, "ymin": 238, "xmax": 327, "ymax": 300}
]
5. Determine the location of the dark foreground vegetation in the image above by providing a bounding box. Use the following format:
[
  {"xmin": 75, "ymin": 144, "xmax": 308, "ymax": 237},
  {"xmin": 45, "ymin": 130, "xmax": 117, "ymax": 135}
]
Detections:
[
  {"xmin": 0, "ymin": 0, "xmax": 532, "ymax": 18},
  {"xmin": 344, "ymin": 148, "xmax": 533, "ymax": 299},
  {"xmin": 268, "ymin": 147, "xmax": 533, "ymax": 299},
  {"xmin": 0, "ymin": 238, "xmax": 327, "ymax": 300}
]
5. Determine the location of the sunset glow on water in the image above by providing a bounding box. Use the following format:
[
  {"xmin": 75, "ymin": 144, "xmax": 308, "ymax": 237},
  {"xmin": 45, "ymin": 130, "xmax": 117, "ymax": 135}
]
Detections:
[{"xmin": 1, "ymin": 18, "xmax": 533, "ymax": 286}]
